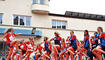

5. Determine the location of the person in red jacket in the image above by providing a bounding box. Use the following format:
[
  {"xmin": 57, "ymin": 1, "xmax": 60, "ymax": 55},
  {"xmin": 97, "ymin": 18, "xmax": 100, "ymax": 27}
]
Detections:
[
  {"xmin": 24, "ymin": 38, "xmax": 34, "ymax": 60},
  {"xmin": 60, "ymin": 38, "xmax": 66, "ymax": 60},
  {"xmin": 43, "ymin": 41, "xmax": 52, "ymax": 60},
  {"xmin": 2, "ymin": 28, "xmax": 21, "ymax": 60},
  {"xmin": 20, "ymin": 40, "xmax": 27, "ymax": 55},
  {"xmin": 12, "ymin": 41, "xmax": 22, "ymax": 60},
  {"xmin": 92, "ymin": 27, "xmax": 105, "ymax": 60},
  {"xmin": 66, "ymin": 31, "xmax": 77, "ymax": 60},
  {"xmin": 50, "ymin": 32, "xmax": 63, "ymax": 60},
  {"xmin": 35, "ymin": 44, "xmax": 44, "ymax": 60}
]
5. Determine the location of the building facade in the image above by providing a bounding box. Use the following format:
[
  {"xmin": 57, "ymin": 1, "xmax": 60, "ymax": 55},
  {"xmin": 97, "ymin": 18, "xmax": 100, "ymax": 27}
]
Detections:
[{"xmin": 0, "ymin": 0, "xmax": 105, "ymax": 55}]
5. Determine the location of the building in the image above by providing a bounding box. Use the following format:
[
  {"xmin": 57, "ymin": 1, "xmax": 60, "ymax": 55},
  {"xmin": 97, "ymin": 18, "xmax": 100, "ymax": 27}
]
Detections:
[{"xmin": 0, "ymin": 0, "xmax": 105, "ymax": 55}]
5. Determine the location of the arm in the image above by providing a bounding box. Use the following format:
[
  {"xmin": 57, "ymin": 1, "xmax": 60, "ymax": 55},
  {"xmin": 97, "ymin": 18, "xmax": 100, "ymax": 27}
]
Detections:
[
  {"xmin": 50, "ymin": 38, "xmax": 54, "ymax": 41},
  {"xmin": 41, "ymin": 46, "xmax": 44, "ymax": 51},
  {"xmin": 60, "ymin": 37, "xmax": 63, "ymax": 42},
  {"xmin": 66, "ymin": 36, "xmax": 70, "ymax": 42},
  {"xmin": 15, "ymin": 33, "xmax": 21, "ymax": 36},
  {"xmin": 76, "ymin": 39, "xmax": 80, "ymax": 48},
  {"xmin": 40, "ymin": 42, "xmax": 44, "ymax": 45},
  {"xmin": 89, "ymin": 38, "xmax": 92, "ymax": 50}
]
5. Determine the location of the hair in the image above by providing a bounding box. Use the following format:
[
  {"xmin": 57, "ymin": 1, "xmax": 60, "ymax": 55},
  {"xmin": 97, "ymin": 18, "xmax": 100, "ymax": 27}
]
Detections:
[
  {"xmin": 14, "ymin": 41, "xmax": 18, "ymax": 45},
  {"xmin": 98, "ymin": 27, "xmax": 103, "ymax": 32},
  {"xmin": 29, "ymin": 38, "xmax": 33, "ymax": 40},
  {"xmin": 20, "ymin": 41, "xmax": 22, "ymax": 44},
  {"xmin": 54, "ymin": 32, "xmax": 59, "ymax": 36},
  {"xmin": 80, "ymin": 41, "xmax": 84, "ymax": 44},
  {"xmin": 94, "ymin": 32, "xmax": 97, "ymax": 34},
  {"xmin": 5, "ymin": 28, "xmax": 14, "ymax": 34},
  {"xmin": 48, "ymin": 41, "xmax": 51, "ymax": 44},
  {"xmin": 84, "ymin": 30, "xmax": 89, "ymax": 36},
  {"xmin": 44, "ymin": 37, "xmax": 48, "ymax": 41},
  {"xmin": 22, "ymin": 40, "xmax": 24, "ymax": 42},
  {"xmin": 37, "ymin": 44, "xmax": 40, "ymax": 47},
  {"xmin": 62, "ymin": 38, "xmax": 65, "ymax": 42},
  {"xmin": 70, "ymin": 31, "xmax": 74, "ymax": 34}
]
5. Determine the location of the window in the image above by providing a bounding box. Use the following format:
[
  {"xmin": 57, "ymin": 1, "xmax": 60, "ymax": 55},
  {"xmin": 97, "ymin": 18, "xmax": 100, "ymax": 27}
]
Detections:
[
  {"xmin": 0, "ymin": 14, "xmax": 3, "ymax": 24},
  {"xmin": 33, "ymin": 0, "xmax": 38, "ymax": 4},
  {"xmin": 52, "ymin": 20, "xmax": 67, "ymax": 29},
  {"xmin": 90, "ymin": 14, "xmax": 97, "ymax": 18},
  {"xmin": 78, "ymin": 13, "xmax": 85, "ymax": 17},
  {"xmin": 26, "ymin": 17, "xmax": 31, "ymax": 26},
  {"xmin": 13, "ymin": 15, "xmax": 31, "ymax": 26},
  {"xmin": 33, "ymin": 0, "xmax": 45, "ymax": 4},
  {"xmin": 40, "ymin": 0, "xmax": 44, "ymax": 4},
  {"xmin": 85, "ymin": 14, "xmax": 90, "ymax": 18}
]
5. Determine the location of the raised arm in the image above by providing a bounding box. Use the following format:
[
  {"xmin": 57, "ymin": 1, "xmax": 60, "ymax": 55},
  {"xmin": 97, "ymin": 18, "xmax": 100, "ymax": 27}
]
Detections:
[
  {"xmin": 40, "ymin": 42, "xmax": 44, "ymax": 45},
  {"xmin": 15, "ymin": 33, "xmax": 21, "ymax": 36},
  {"xmin": 50, "ymin": 38, "xmax": 54, "ymax": 41}
]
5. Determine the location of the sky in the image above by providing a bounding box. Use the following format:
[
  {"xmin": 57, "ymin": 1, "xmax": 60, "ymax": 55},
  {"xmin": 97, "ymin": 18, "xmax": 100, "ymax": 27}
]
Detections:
[{"xmin": 49, "ymin": 0, "xmax": 105, "ymax": 15}]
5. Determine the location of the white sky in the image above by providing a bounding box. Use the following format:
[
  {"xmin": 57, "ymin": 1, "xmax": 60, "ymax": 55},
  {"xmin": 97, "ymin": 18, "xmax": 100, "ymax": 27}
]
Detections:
[{"xmin": 49, "ymin": 0, "xmax": 105, "ymax": 15}]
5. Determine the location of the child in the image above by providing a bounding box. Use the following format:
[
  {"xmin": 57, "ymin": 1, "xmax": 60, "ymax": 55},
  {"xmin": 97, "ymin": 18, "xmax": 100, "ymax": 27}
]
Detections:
[
  {"xmin": 20, "ymin": 40, "xmax": 27, "ymax": 55},
  {"xmin": 92, "ymin": 27, "xmax": 105, "ymax": 60},
  {"xmin": 50, "ymin": 32, "xmax": 63, "ymax": 60},
  {"xmin": 2, "ymin": 28, "xmax": 21, "ymax": 60},
  {"xmin": 60, "ymin": 38, "xmax": 66, "ymax": 60},
  {"xmin": 12, "ymin": 41, "xmax": 22, "ymax": 60},
  {"xmin": 35, "ymin": 44, "xmax": 43, "ymax": 60},
  {"xmin": 66, "ymin": 31, "xmax": 77, "ymax": 60},
  {"xmin": 24, "ymin": 38, "xmax": 34, "ymax": 60},
  {"xmin": 84, "ymin": 30, "xmax": 93, "ymax": 60},
  {"xmin": 43, "ymin": 37, "xmax": 52, "ymax": 60},
  {"xmin": 90, "ymin": 32, "xmax": 98, "ymax": 60}
]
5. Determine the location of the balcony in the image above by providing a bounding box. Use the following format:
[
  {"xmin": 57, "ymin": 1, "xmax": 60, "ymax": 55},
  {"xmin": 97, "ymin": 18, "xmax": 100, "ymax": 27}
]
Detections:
[{"xmin": 32, "ymin": 4, "xmax": 49, "ymax": 14}]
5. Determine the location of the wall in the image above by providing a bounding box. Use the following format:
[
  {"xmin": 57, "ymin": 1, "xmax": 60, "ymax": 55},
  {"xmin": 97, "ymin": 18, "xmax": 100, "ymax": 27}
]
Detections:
[
  {"xmin": 49, "ymin": 16, "xmax": 105, "ymax": 32},
  {"xmin": 0, "ymin": 0, "xmax": 50, "ymax": 28}
]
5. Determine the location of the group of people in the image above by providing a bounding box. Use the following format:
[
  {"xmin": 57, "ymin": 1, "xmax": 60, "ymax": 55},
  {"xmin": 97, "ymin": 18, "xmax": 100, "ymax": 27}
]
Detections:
[{"xmin": 1, "ymin": 27, "xmax": 105, "ymax": 60}]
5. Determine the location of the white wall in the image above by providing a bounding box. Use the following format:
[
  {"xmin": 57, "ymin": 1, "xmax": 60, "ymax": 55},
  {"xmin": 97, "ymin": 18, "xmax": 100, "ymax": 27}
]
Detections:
[
  {"xmin": 49, "ymin": 16, "xmax": 105, "ymax": 32},
  {"xmin": 31, "ymin": 14, "xmax": 51, "ymax": 28},
  {"xmin": 0, "ymin": 0, "xmax": 50, "ymax": 28},
  {"xmin": 69, "ymin": 18, "xmax": 105, "ymax": 32},
  {"xmin": 0, "ymin": 0, "xmax": 32, "ymax": 25}
]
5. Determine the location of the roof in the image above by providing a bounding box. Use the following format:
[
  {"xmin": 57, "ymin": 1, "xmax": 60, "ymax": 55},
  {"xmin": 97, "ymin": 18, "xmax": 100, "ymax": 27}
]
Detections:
[
  {"xmin": 0, "ymin": 28, "xmax": 42, "ymax": 37},
  {"xmin": 49, "ymin": 11, "xmax": 105, "ymax": 21}
]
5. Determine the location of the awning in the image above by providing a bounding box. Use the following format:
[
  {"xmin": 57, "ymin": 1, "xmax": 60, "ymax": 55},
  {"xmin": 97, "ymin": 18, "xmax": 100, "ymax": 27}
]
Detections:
[{"xmin": 0, "ymin": 28, "xmax": 42, "ymax": 37}]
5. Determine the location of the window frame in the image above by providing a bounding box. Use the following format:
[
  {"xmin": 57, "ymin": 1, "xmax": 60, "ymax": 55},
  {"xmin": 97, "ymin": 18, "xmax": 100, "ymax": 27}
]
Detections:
[
  {"xmin": 52, "ymin": 20, "xmax": 67, "ymax": 29},
  {"xmin": 32, "ymin": 0, "xmax": 46, "ymax": 5},
  {"xmin": 32, "ymin": 0, "xmax": 38, "ymax": 4},
  {"xmin": 13, "ymin": 15, "xmax": 31, "ymax": 26}
]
